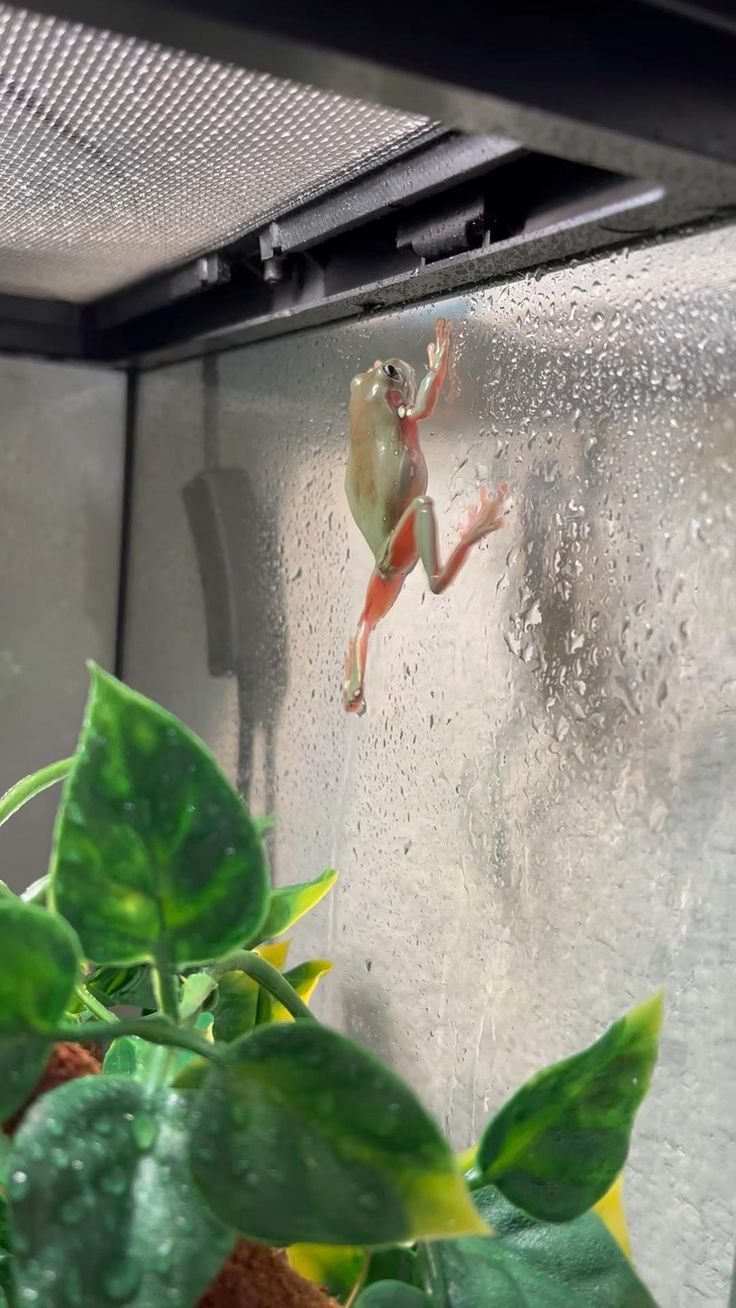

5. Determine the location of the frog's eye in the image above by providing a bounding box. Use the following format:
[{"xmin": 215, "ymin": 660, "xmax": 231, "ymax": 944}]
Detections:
[{"xmin": 383, "ymin": 363, "xmax": 401, "ymax": 381}]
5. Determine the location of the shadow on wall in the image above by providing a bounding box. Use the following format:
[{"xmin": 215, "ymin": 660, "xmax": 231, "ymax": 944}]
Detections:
[{"xmin": 182, "ymin": 359, "xmax": 289, "ymax": 815}]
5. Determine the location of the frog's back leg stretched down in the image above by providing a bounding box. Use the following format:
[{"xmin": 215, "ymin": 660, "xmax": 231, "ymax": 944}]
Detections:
[{"xmin": 343, "ymin": 480, "xmax": 508, "ymax": 714}]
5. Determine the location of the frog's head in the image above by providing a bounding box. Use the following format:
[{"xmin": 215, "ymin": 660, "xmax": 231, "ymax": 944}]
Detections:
[{"xmin": 373, "ymin": 357, "xmax": 417, "ymax": 412}]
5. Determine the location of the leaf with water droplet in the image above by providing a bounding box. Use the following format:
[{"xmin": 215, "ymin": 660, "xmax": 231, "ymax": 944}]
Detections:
[
  {"xmin": 476, "ymin": 993, "xmax": 662, "ymax": 1220},
  {"xmin": 131, "ymin": 1112, "xmax": 157, "ymax": 1153},
  {"xmin": 0, "ymin": 901, "xmax": 81, "ymax": 1119},
  {"xmin": 49, "ymin": 665, "xmax": 269, "ymax": 967},
  {"xmin": 10, "ymin": 1075, "xmax": 234, "ymax": 1307},
  {"xmin": 191, "ymin": 1022, "xmax": 484, "ymax": 1246}
]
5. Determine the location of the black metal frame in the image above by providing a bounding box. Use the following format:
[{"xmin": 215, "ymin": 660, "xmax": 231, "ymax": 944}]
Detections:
[
  {"xmin": 24, "ymin": 1, "xmax": 736, "ymax": 166},
  {"xmin": 1, "ymin": 0, "xmax": 735, "ymax": 368},
  {"xmin": 1, "ymin": 128, "xmax": 733, "ymax": 370}
]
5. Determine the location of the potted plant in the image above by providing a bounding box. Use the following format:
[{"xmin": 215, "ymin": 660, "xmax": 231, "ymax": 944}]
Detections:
[{"xmin": 0, "ymin": 665, "xmax": 661, "ymax": 1306}]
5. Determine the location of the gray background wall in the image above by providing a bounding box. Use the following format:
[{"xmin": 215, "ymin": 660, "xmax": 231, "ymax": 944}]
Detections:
[
  {"xmin": 124, "ymin": 223, "xmax": 735, "ymax": 1305},
  {"xmin": 0, "ymin": 357, "xmax": 125, "ymax": 890}
]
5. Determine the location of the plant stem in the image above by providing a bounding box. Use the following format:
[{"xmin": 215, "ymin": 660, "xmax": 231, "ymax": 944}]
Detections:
[
  {"xmin": 75, "ymin": 983, "xmax": 118, "ymax": 1024},
  {"xmin": 418, "ymin": 1242, "xmax": 448, "ymax": 1301},
  {"xmin": 222, "ymin": 950, "xmax": 318, "ymax": 1022},
  {"xmin": 152, "ymin": 959, "xmax": 180, "ymax": 1023},
  {"xmin": 147, "ymin": 1042, "xmax": 175, "ymax": 1092},
  {"xmin": 20, "ymin": 873, "xmax": 49, "ymax": 905},
  {"xmin": 0, "ymin": 756, "xmax": 73, "ymax": 829},
  {"xmin": 42, "ymin": 1017, "xmax": 221, "ymax": 1063},
  {"xmin": 345, "ymin": 1255, "xmax": 370, "ymax": 1308}
]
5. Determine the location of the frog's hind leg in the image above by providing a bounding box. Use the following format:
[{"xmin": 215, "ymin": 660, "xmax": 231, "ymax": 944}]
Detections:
[
  {"xmin": 343, "ymin": 504, "xmax": 420, "ymax": 714},
  {"xmin": 343, "ymin": 568, "xmax": 407, "ymax": 714},
  {"xmin": 415, "ymin": 481, "xmax": 508, "ymax": 594}
]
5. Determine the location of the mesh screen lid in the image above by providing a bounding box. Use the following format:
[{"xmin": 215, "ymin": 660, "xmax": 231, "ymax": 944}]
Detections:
[{"xmin": 0, "ymin": 4, "xmax": 434, "ymax": 302}]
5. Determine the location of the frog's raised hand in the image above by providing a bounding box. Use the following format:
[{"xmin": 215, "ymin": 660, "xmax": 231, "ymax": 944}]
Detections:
[{"xmin": 343, "ymin": 318, "xmax": 508, "ymax": 714}]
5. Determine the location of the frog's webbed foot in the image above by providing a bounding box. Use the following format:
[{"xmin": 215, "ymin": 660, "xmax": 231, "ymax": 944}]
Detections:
[
  {"xmin": 415, "ymin": 481, "xmax": 509, "ymax": 596},
  {"xmin": 427, "ymin": 317, "xmax": 452, "ymax": 370},
  {"xmin": 460, "ymin": 480, "xmax": 509, "ymax": 545}
]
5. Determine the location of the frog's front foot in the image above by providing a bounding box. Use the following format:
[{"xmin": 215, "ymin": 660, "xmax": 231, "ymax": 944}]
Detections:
[
  {"xmin": 343, "ymin": 639, "xmax": 366, "ymax": 715},
  {"xmin": 427, "ymin": 316, "xmax": 452, "ymax": 369},
  {"xmin": 461, "ymin": 480, "xmax": 509, "ymax": 544}
]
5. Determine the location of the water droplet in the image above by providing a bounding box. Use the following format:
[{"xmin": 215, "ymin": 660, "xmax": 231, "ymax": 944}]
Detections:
[
  {"xmin": 154, "ymin": 1238, "xmax": 173, "ymax": 1276},
  {"xmin": 132, "ymin": 1112, "xmax": 157, "ymax": 1152}
]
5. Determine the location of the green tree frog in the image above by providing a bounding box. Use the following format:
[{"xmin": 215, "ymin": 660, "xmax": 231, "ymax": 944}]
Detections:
[{"xmin": 343, "ymin": 317, "xmax": 509, "ymax": 713}]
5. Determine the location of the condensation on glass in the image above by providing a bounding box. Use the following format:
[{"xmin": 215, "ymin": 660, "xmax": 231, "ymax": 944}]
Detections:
[
  {"xmin": 0, "ymin": 3, "xmax": 433, "ymax": 300},
  {"xmin": 0, "ymin": 357, "xmax": 125, "ymax": 888},
  {"xmin": 124, "ymin": 223, "xmax": 736, "ymax": 1306}
]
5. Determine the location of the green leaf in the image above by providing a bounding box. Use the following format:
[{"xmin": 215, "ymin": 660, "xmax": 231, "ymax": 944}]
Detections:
[
  {"xmin": 213, "ymin": 970, "xmax": 259, "ymax": 1042},
  {"xmin": 0, "ymin": 901, "xmax": 81, "ymax": 1120},
  {"xmin": 366, "ymin": 1248, "xmax": 419, "ymax": 1289},
  {"xmin": 256, "ymin": 959, "xmax": 332, "ymax": 1026},
  {"xmin": 0, "ymin": 757, "xmax": 72, "ymax": 830},
  {"xmin": 0, "ymin": 1207, "xmax": 12, "ymax": 1308},
  {"xmin": 179, "ymin": 972, "xmax": 216, "ymax": 1021},
  {"xmin": 0, "ymin": 1134, "xmax": 12, "ymax": 1187},
  {"xmin": 254, "ymin": 815, "xmax": 277, "ymax": 835},
  {"xmin": 10, "ymin": 1074, "xmax": 234, "ymax": 1308},
  {"xmin": 477, "ymin": 994, "xmax": 663, "ymax": 1222},
  {"xmin": 190, "ymin": 1021, "xmax": 484, "ymax": 1247},
  {"xmin": 88, "ymin": 963, "xmax": 158, "ymax": 1012},
  {"xmin": 103, "ymin": 1016, "xmax": 214, "ymax": 1087},
  {"xmin": 102, "ymin": 1034, "xmax": 158, "ymax": 1080},
  {"xmin": 287, "ymin": 1243, "xmax": 367, "ymax": 1301},
  {"xmin": 50, "ymin": 664, "xmax": 269, "ymax": 968},
  {"xmin": 356, "ymin": 1287, "xmax": 431, "ymax": 1308},
  {"xmin": 171, "ymin": 1056, "xmax": 210, "ymax": 1091},
  {"xmin": 423, "ymin": 1185, "xmax": 656, "ymax": 1306},
  {"xmin": 254, "ymin": 868, "xmax": 338, "ymax": 944}
]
